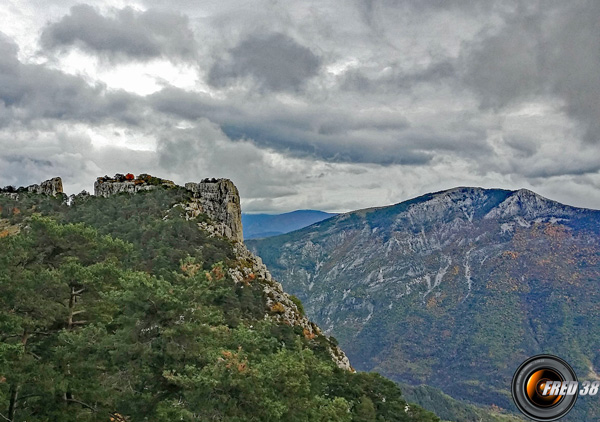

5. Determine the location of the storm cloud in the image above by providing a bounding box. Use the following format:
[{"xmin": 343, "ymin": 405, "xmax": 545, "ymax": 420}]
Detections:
[
  {"xmin": 208, "ymin": 33, "xmax": 321, "ymax": 92},
  {"xmin": 1, "ymin": 0, "xmax": 599, "ymax": 212},
  {"xmin": 40, "ymin": 4, "xmax": 198, "ymax": 62},
  {"xmin": 0, "ymin": 32, "xmax": 140, "ymax": 126},
  {"xmin": 463, "ymin": 0, "xmax": 600, "ymax": 142}
]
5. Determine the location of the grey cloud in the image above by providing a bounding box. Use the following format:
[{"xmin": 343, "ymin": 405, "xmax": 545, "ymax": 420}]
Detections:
[
  {"xmin": 341, "ymin": 60, "xmax": 456, "ymax": 93},
  {"xmin": 356, "ymin": 0, "xmax": 517, "ymax": 20},
  {"xmin": 41, "ymin": 4, "xmax": 197, "ymax": 62},
  {"xmin": 148, "ymin": 87, "xmax": 216, "ymax": 121},
  {"xmin": 0, "ymin": 33, "xmax": 141, "ymax": 126},
  {"xmin": 220, "ymin": 122, "xmax": 433, "ymax": 166},
  {"xmin": 155, "ymin": 121, "xmax": 304, "ymax": 200},
  {"xmin": 504, "ymin": 136, "xmax": 539, "ymax": 158},
  {"xmin": 463, "ymin": 0, "xmax": 600, "ymax": 142},
  {"xmin": 208, "ymin": 33, "xmax": 321, "ymax": 92},
  {"xmin": 149, "ymin": 87, "xmax": 430, "ymax": 165}
]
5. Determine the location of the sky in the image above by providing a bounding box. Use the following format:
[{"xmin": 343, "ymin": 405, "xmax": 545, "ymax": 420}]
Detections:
[{"xmin": 1, "ymin": 0, "xmax": 599, "ymax": 213}]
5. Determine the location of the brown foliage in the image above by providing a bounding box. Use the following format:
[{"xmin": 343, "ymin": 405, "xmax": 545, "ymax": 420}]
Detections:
[
  {"xmin": 502, "ymin": 250, "xmax": 519, "ymax": 259},
  {"xmin": 212, "ymin": 265, "xmax": 225, "ymax": 280},
  {"xmin": 303, "ymin": 328, "xmax": 316, "ymax": 340},
  {"xmin": 270, "ymin": 302, "xmax": 285, "ymax": 314}
]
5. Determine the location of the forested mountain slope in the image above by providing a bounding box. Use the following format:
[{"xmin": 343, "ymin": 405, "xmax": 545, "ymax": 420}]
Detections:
[
  {"xmin": 249, "ymin": 187, "xmax": 600, "ymax": 420},
  {"xmin": 0, "ymin": 175, "xmax": 439, "ymax": 422}
]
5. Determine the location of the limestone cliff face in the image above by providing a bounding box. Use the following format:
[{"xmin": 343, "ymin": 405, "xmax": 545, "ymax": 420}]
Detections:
[
  {"xmin": 185, "ymin": 179, "xmax": 244, "ymax": 242},
  {"xmin": 1, "ymin": 177, "xmax": 63, "ymax": 198},
  {"xmin": 164, "ymin": 177, "xmax": 351, "ymax": 369},
  {"xmin": 27, "ymin": 177, "xmax": 63, "ymax": 196},
  {"xmin": 93, "ymin": 175, "xmax": 244, "ymax": 242}
]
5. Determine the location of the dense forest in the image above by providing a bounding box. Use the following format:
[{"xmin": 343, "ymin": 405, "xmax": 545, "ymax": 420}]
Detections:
[{"xmin": 0, "ymin": 187, "xmax": 440, "ymax": 421}]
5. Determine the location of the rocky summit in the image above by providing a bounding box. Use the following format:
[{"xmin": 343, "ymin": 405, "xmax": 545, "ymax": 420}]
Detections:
[
  {"xmin": 27, "ymin": 177, "xmax": 64, "ymax": 196},
  {"xmin": 248, "ymin": 187, "xmax": 600, "ymax": 421},
  {"xmin": 95, "ymin": 174, "xmax": 244, "ymax": 243},
  {"xmin": 0, "ymin": 177, "xmax": 64, "ymax": 197}
]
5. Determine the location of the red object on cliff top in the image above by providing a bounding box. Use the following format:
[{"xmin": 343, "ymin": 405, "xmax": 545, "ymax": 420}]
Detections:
[{"xmin": 125, "ymin": 173, "xmax": 135, "ymax": 180}]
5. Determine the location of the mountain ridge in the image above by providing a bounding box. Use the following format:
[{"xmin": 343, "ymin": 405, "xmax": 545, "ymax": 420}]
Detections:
[{"xmin": 248, "ymin": 185, "xmax": 600, "ymax": 420}]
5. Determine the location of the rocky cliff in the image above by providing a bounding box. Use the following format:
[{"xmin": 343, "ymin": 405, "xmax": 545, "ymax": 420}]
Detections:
[
  {"xmin": 27, "ymin": 177, "xmax": 63, "ymax": 196},
  {"xmin": 185, "ymin": 179, "xmax": 244, "ymax": 242},
  {"xmin": 94, "ymin": 173, "xmax": 176, "ymax": 197},
  {"xmin": 1, "ymin": 177, "xmax": 63, "ymax": 196},
  {"xmin": 94, "ymin": 175, "xmax": 244, "ymax": 243}
]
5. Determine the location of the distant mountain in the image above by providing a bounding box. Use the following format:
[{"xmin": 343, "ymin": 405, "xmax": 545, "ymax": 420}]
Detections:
[
  {"xmin": 248, "ymin": 187, "xmax": 600, "ymax": 421},
  {"xmin": 242, "ymin": 210, "xmax": 336, "ymax": 239}
]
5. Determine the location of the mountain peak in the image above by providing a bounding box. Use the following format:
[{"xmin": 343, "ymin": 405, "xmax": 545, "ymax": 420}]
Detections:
[
  {"xmin": 484, "ymin": 187, "xmax": 570, "ymax": 220},
  {"xmin": 249, "ymin": 184, "xmax": 600, "ymax": 419}
]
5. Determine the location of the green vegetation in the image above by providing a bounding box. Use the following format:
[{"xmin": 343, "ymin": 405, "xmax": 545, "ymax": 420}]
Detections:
[
  {"xmin": 0, "ymin": 189, "xmax": 439, "ymax": 421},
  {"xmin": 400, "ymin": 384, "xmax": 524, "ymax": 422}
]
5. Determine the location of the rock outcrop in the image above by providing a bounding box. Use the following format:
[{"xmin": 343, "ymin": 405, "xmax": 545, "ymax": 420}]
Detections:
[
  {"xmin": 93, "ymin": 174, "xmax": 244, "ymax": 243},
  {"xmin": 94, "ymin": 174, "xmax": 175, "ymax": 197},
  {"xmin": 94, "ymin": 181, "xmax": 155, "ymax": 197},
  {"xmin": 1, "ymin": 177, "xmax": 63, "ymax": 197},
  {"xmin": 185, "ymin": 179, "xmax": 244, "ymax": 242},
  {"xmin": 27, "ymin": 177, "xmax": 63, "ymax": 196}
]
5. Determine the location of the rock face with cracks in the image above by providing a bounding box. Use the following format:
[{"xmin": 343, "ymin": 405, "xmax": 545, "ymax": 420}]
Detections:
[
  {"xmin": 185, "ymin": 179, "xmax": 244, "ymax": 243},
  {"xmin": 27, "ymin": 177, "xmax": 63, "ymax": 196}
]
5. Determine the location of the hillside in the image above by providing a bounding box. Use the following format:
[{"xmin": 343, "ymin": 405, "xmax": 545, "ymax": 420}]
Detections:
[
  {"xmin": 248, "ymin": 187, "xmax": 600, "ymax": 421},
  {"xmin": 398, "ymin": 384, "xmax": 523, "ymax": 422},
  {"xmin": 0, "ymin": 175, "xmax": 440, "ymax": 422},
  {"xmin": 242, "ymin": 210, "xmax": 337, "ymax": 239}
]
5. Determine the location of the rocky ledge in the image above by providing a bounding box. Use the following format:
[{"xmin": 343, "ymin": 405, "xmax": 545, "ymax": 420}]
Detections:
[
  {"xmin": 1, "ymin": 177, "xmax": 64, "ymax": 197},
  {"xmin": 185, "ymin": 179, "xmax": 243, "ymax": 242},
  {"xmin": 94, "ymin": 173, "xmax": 176, "ymax": 197}
]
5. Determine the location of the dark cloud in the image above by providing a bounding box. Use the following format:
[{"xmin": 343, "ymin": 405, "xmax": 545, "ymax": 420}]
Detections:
[
  {"xmin": 148, "ymin": 87, "xmax": 432, "ymax": 165},
  {"xmin": 40, "ymin": 4, "xmax": 197, "ymax": 62},
  {"xmin": 220, "ymin": 122, "xmax": 433, "ymax": 166},
  {"xmin": 2, "ymin": 0, "xmax": 600, "ymax": 212},
  {"xmin": 0, "ymin": 32, "xmax": 140, "ymax": 126},
  {"xmin": 208, "ymin": 33, "xmax": 321, "ymax": 92},
  {"xmin": 463, "ymin": 0, "xmax": 600, "ymax": 142}
]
